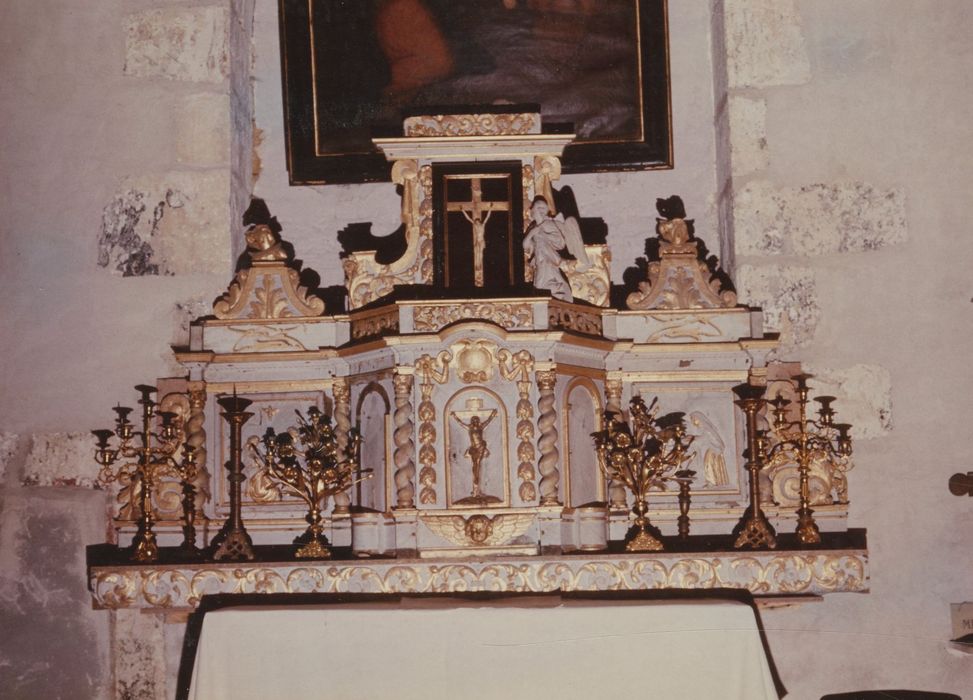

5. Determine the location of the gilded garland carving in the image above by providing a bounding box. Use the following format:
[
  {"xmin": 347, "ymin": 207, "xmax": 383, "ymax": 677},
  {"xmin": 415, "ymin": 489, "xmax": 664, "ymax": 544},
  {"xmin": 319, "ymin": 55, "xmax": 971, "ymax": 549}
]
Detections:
[
  {"xmin": 548, "ymin": 303, "xmax": 603, "ymax": 335},
  {"xmin": 393, "ymin": 372, "xmax": 416, "ymax": 508},
  {"xmin": 350, "ymin": 309, "xmax": 400, "ymax": 340},
  {"xmin": 415, "ymin": 353, "xmax": 451, "ymax": 505},
  {"xmin": 535, "ymin": 369, "xmax": 561, "ymax": 506},
  {"xmin": 412, "ymin": 302, "xmax": 533, "ymax": 332},
  {"xmin": 499, "ymin": 349, "xmax": 537, "ymax": 502},
  {"xmin": 404, "ymin": 113, "xmax": 538, "ymax": 137},
  {"xmin": 89, "ymin": 550, "xmax": 868, "ymax": 609}
]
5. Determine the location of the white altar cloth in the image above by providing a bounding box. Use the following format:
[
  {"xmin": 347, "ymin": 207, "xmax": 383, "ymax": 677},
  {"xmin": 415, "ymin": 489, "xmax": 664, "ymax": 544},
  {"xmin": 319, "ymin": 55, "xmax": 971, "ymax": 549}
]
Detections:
[{"xmin": 187, "ymin": 596, "xmax": 780, "ymax": 699}]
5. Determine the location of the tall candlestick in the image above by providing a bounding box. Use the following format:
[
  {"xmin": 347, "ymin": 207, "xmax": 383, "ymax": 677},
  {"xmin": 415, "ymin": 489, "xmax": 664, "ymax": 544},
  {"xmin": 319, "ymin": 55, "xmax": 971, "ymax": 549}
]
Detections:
[
  {"xmin": 732, "ymin": 383, "xmax": 777, "ymax": 550},
  {"xmin": 210, "ymin": 394, "xmax": 256, "ymax": 561}
]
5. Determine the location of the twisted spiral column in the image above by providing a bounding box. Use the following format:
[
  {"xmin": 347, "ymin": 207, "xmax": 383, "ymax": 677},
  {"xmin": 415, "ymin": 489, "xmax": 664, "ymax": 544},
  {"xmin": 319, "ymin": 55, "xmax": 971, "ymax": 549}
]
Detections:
[
  {"xmin": 186, "ymin": 386, "xmax": 211, "ymax": 517},
  {"xmin": 332, "ymin": 379, "xmax": 352, "ymax": 513},
  {"xmin": 535, "ymin": 369, "xmax": 561, "ymax": 506},
  {"xmin": 393, "ymin": 371, "xmax": 416, "ymax": 508},
  {"xmin": 604, "ymin": 378, "xmax": 628, "ymax": 509}
]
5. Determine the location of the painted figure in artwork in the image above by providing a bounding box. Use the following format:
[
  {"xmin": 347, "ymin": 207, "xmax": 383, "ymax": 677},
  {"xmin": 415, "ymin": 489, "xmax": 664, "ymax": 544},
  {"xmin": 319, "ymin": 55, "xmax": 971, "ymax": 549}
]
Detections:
[
  {"xmin": 523, "ymin": 195, "xmax": 587, "ymax": 301},
  {"xmin": 452, "ymin": 410, "xmax": 497, "ymax": 498}
]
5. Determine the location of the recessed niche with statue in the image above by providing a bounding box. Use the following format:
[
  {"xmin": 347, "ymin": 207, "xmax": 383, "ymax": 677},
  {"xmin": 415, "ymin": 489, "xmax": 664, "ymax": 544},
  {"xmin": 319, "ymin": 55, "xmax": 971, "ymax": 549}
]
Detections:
[{"xmin": 86, "ymin": 112, "xmax": 867, "ymax": 610}]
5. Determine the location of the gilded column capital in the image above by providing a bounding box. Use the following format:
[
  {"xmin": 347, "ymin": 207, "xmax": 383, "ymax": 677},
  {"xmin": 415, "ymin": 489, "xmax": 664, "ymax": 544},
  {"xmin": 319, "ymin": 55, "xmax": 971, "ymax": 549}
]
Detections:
[{"xmin": 535, "ymin": 368, "xmax": 557, "ymax": 391}]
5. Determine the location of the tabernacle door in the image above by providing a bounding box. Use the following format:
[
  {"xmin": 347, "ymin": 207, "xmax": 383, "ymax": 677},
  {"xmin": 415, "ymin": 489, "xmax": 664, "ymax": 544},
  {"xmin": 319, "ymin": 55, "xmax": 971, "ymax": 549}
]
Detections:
[{"xmin": 432, "ymin": 162, "xmax": 525, "ymax": 294}]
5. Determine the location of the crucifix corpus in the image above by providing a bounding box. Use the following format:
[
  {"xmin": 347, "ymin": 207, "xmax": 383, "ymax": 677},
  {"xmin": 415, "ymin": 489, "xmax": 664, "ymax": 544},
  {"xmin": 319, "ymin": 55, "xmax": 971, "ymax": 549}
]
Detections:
[{"xmin": 446, "ymin": 177, "xmax": 511, "ymax": 287}]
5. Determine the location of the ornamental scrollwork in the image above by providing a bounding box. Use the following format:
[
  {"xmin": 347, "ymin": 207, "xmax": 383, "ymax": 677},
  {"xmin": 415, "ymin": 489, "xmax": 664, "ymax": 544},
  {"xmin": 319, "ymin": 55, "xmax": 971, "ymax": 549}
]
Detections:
[{"xmin": 89, "ymin": 550, "xmax": 868, "ymax": 609}]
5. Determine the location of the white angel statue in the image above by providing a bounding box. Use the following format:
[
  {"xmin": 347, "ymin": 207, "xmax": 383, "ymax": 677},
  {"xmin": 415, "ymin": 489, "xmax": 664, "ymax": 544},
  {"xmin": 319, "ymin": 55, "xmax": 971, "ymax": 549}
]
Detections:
[{"xmin": 523, "ymin": 195, "xmax": 589, "ymax": 301}]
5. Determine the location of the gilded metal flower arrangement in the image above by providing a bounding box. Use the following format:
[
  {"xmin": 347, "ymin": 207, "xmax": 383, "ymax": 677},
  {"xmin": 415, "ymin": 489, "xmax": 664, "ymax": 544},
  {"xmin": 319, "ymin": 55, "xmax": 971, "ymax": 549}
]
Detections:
[
  {"xmin": 93, "ymin": 385, "xmax": 197, "ymax": 562},
  {"xmin": 592, "ymin": 397, "xmax": 695, "ymax": 551},
  {"xmin": 251, "ymin": 406, "xmax": 372, "ymax": 559}
]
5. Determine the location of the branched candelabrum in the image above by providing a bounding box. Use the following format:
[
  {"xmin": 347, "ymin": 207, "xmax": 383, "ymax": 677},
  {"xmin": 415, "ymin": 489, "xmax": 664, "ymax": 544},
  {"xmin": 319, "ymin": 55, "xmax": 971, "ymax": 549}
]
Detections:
[
  {"xmin": 592, "ymin": 396, "xmax": 694, "ymax": 552},
  {"xmin": 251, "ymin": 406, "xmax": 372, "ymax": 559},
  {"xmin": 765, "ymin": 373, "xmax": 853, "ymax": 544},
  {"xmin": 93, "ymin": 385, "xmax": 197, "ymax": 562}
]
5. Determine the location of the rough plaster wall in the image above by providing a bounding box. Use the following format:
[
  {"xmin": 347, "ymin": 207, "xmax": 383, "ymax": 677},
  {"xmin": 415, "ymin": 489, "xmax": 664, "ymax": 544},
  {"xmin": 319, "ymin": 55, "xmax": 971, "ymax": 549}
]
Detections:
[
  {"xmin": 0, "ymin": 488, "xmax": 111, "ymax": 698},
  {"xmin": 0, "ymin": 0, "xmax": 250, "ymax": 697},
  {"xmin": 250, "ymin": 1, "xmax": 724, "ymax": 286},
  {"xmin": 721, "ymin": 1, "xmax": 973, "ymax": 697}
]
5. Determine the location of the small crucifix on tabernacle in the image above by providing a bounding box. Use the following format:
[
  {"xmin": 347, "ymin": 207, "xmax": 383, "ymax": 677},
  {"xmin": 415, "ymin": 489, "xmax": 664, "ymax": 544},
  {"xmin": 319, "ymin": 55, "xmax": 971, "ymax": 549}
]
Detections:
[{"xmin": 446, "ymin": 177, "xmax": 511, "ymax": 287}]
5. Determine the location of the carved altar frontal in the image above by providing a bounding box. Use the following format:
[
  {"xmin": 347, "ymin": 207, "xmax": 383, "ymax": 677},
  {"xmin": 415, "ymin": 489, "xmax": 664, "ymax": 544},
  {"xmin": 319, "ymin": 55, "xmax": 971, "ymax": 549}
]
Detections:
[{"xmin": 99, "ymin": 112, "xmax": 861, "ymax": 591}]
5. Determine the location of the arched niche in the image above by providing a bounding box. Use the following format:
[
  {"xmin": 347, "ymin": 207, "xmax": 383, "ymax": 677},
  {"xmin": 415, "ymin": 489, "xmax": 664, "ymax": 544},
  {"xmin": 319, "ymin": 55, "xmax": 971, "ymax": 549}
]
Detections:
[
  {"xmin": 563, "ymin": 378, "xmax": 604, "ymax": 507},
  {"xmin": 443, "ymin": 386, "xmax": 510, "ymax": 507},
  {"xmin": 355, "ymin": 382, "xmax": 391, "ymax": 511}
]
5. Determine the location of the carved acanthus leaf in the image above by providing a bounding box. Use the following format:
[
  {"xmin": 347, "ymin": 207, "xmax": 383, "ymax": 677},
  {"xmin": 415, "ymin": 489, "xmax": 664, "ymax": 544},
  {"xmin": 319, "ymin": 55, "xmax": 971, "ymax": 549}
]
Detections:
[
  {"xmin": 214, "ymin": 263, "xmax": 325, "ymax": 320},
  {"xmin": 626, "ymin": 201, "xmax": 737, "ymax": 311}
]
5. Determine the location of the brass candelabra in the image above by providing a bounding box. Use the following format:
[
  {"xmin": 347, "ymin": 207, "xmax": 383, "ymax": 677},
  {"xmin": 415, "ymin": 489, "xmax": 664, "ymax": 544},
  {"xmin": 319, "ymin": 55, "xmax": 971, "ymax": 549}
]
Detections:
[
  {"xmin": 592, "ymin": 397, "xmax": 694, "ymax": 552},
  {"xmin": 93, "ymin": 384, "xmax": 197, "ymax": 562},
  {"xmin": 251, "ymin": 406, "xmax": 372, "ymax": 559},
  {"xmin": 765, "ymin": 373, "xmax": 853, "ymax": 544}
]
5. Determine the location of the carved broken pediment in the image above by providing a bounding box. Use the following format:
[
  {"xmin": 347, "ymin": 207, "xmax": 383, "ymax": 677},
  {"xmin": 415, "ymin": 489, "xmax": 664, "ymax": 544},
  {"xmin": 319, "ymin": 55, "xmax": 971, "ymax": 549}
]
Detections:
[
  {"xmin": 626, "ymin": 196, "xmax": 737, "ymax": 311},
  {"xmin": 213, "ymin": 217, "xmax": 326, "ymax": 320}
]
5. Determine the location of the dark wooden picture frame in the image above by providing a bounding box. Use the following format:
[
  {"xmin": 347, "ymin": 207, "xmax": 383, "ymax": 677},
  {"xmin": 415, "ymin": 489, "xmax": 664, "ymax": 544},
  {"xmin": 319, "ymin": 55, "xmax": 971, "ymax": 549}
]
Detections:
[{"xmin": 279, "ymin": 0, "xmax": 671, "ymax": 185}]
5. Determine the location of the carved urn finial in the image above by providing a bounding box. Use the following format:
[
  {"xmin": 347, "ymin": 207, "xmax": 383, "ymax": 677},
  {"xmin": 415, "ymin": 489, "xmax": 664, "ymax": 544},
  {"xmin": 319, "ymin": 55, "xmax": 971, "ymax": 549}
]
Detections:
[
  {"xmin": 212, "ymin": 198, "xmax": 326, "ymax": 320},
  {"xmin": 625, "ymin": 195, "xmax": 737, "ymax": 311}
]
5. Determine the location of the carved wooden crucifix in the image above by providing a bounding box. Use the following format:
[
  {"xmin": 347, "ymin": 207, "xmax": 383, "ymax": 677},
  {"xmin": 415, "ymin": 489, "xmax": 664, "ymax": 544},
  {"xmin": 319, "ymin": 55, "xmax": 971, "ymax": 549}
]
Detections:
[{"xmin": 445, "ymin": 177, "xmax": 511, "ymax": 287}]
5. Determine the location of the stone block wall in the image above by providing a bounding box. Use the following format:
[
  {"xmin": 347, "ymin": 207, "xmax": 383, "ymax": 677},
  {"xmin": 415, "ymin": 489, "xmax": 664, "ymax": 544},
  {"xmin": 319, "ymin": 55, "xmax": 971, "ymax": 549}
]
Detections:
[
  {"xmin": 716, "ymin": 1, "xmax": 973, "ymax": 696},
  {"xmin": 0, "ymin": 1, "xmax": 252, "ymax": 697}
]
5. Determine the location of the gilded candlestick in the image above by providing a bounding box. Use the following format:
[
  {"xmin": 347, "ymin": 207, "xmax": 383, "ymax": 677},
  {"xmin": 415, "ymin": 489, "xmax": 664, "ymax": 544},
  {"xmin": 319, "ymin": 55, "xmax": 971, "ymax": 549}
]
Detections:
[
  {"xmin": 210, "ymin": 393, "xmax": 256, "ymax": 561},
  {"xmin": 174, "ymin": 445, "xmax": 200, "ymax": 556},
  {"xmin": 732, "ymin": 383, "xmax": 777, "ymax": 550},
  {"xmin": 673, "ymin": 469, "xmax": 696, "ymax": 540}
]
